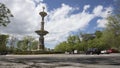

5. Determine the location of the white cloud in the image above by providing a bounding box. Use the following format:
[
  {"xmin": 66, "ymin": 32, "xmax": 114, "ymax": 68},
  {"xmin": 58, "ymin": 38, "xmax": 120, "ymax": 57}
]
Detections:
[
  {"xmin": 0, "ymin": 0, "xmax": 46, "ymax": 37},
  {"xmin": 0, "ymin": 0, "xmax": 113, "ymax": 48},
  {"xmin": 84, "ymin": 5, "xmax": 90, "ymax": 10},
  {"xmin": 97, "ymin": 19, "xmax": 108, "ymax": 28},
  {"xmin": 45, "ymin": 5, "xmax": 113, "ymax": 48},
  {"xmin": 83, "ymin": 5, "xmax": 90, "ymax": 12},
  {"xmin": 94, "ymin": 6, "xmax": 113, "ymax": 28},
  {"xmin": 45, "ymin": 4, "xmax": 95, "ymax": 48},
  {"xmin": 93, "ymin": 5, "xmax": 103, "ymax": 16},
  {"xmin": 34, "ymin": 0, "xmax": 43, "ymax": 3}
]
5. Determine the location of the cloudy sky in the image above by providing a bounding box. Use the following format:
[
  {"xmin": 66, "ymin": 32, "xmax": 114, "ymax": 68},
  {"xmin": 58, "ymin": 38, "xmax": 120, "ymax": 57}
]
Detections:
[{"xmin": 0, "ymin": 0, "xmax": 115, "ymax": 48}]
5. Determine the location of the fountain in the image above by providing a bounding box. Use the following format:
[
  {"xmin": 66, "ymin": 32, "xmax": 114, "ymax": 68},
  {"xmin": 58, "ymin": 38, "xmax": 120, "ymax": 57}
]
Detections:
[{"xmin": 35, "ymin": 7, "xmax": 48, "ymax": 50}]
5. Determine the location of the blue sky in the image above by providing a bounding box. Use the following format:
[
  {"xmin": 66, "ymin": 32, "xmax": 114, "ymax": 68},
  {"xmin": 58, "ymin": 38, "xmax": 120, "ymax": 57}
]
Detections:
[
  {"xmin": 42, "ymin": 0, "xmax": 114, "ymax": 33},
  {"xmin": 43, "ymin": 0, "xmax": 113, "ymax": 11},
  {"xmin": 0, "ymin": 0, "xmax": 115, "ymax": 49}
]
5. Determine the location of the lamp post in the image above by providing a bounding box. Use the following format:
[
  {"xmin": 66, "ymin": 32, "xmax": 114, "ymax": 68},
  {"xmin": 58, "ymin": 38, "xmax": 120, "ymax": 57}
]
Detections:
[{"xmin": 35, "ymin": 7, "xmax": 48, "ymax": 50}]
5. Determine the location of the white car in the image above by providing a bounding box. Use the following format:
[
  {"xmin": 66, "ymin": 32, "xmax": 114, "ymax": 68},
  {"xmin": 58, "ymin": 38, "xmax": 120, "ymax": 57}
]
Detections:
[{"xmin": 101, "ymin": 50, "xmax": 109, "ymax": 54}]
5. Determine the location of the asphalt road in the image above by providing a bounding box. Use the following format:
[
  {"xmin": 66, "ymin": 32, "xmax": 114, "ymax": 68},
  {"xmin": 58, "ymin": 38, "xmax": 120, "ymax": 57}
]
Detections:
[{"xmin": 0, "ymin": 54, "xmax": 120, "ymax": 68}]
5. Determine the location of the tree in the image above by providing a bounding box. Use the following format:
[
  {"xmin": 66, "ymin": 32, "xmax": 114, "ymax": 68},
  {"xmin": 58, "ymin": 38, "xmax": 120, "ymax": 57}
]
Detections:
[
  {"xmin": 30, "ymin": 40, "xmax": 39, "ymax": 51},
  {"xmin": 102, "ymin": 15, "xmax": 120, "ymax": 49},
  {"xmin": 97, "ymin": 0, "xmax": 120, "ymax": 50},
  {"xmin": 0, "ymin": 34, "xmax": 9, "ymax": 52},
  {"xmin": 9, "ymin": 36, "xmax": 17, "ymax": 51},
  {"xmin": 74, "ymin": 41, "xmax": 87, "ymax": 51},
  {"xmin": 16, "ymin": 36, "xmax": 35, "ymax": 51},
  {"xmin": 23, "ymin": 36, "xmax": 35, "ymax": 51},
  {"xmin": 95, "ymin": 31, "xmax": 102, "ymax": 38},
  {"xmin": 67, "ymin": 35, "xmax": 81, "ymax": 51},
  {"xmin": 81, "ymin": 34, "xmax": 95, "ymax": 41},
  {"xmin": 0, "ymin": 3, "xmax": 13, "ymax": 26},
  {"xmin": 54, "ymin": 35, "xmax": 82, "ymax": 52},
  {"xmin": 54, "ymin": 41, "xmax": 69, "ymax": 52},
  {"xmin": 17, "ymin": 40, "xmax": 23, "ymax": 51}
]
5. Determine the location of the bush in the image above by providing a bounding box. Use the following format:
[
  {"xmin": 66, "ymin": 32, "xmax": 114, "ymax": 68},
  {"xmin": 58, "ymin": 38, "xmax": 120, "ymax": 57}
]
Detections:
[{"xmin": 13, "ymin": 51, "xmax": 64, "ymax": 55}]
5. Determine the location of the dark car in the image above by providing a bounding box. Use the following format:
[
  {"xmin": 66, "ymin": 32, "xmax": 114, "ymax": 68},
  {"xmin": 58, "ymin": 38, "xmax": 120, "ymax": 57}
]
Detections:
[
  {"xmin": 86, "ymin": 48, "xmax": 101, "ymax": 55},
  {"xmin": 0, "ymin": 51, "xmax": 8, "ymax": 55}
]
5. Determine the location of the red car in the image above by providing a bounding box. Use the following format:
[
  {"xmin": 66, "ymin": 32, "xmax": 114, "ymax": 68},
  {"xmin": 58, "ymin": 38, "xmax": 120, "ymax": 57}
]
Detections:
[{"xmin": 107, "ymin": 49, "xmax": 119, "ymax": 53}]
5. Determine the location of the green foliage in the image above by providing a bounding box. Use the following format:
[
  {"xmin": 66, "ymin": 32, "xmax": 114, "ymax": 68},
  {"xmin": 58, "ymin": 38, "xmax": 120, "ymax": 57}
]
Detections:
[
  {"xmin": 54, "ymin": 35, "xmax": 82, "ymax": 52},
  {"xmin": 17, "ymin": 40, "xmax": 26, "ymax": 51},
  {"xmin": 54, "ymin": 41, "xmax": 70, "ymax": 52},
  {"xmin": 0, "ymin": 3, "xmax": 13, "ymax": 26},
  {"xmin": 54, "ymin": 30, "xmax": 113, "ymax": 52},
  {"xmin": 87, "ymin": 38, "xmax": 109, "ymax": 50},
  {"xmin": 9, "ymin": 36, "xmax": 17, "ymax": 51},
  {"xmin": 0, "ymin": 34, "xmax": 9, "ymax": 52},
  {"xmin": 102, "ymin": 15, "xmax": 120, "ymax": 50},
  {"xmin": 74, "ymin": 41, "xmax": 87, "ymax": 51},
  {"xmin": 30, "ymin": 40, "xmax": 39, "ymax": 50},
  {"xmin": 95, "ymin": 31, "xmax": 102, "ymax": 38},
  {"xmin": 23, "ymin": 36, "xmax": 35, "ymax": 51},
  {"xmin": 16, "ymin": 36, "xmax": 37, "ymax": 51},
  {"xmin": 81, "ymin": 34, "xmax": 95, "ymax": 41},
  {"xmin": 100, "ymin": 0, "xmax": 120, "ymax": 49},
  {"xmin": 13, "ymin": 51, "xmax": 63, "ymax": 55},
  {"xmin": 67, "ymin": 35, "xmax": 80, "ymax": 50}
]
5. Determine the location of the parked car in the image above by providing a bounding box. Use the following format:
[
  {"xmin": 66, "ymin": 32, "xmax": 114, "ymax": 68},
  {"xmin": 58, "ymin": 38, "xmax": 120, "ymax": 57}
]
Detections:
[
  {"xmin": 107, "ymin": 49, "xmax": 119, "ymax": 53},
  {"xmin": 101, "ymin": 49, "xmax": 119, "ymax": 54},
  {"xmin": 86, "ymin": 48, "xmax": 101, "ymax": 55},
  {"xmin": 0, "ymin": 51, "xmax": 8, "ymax": 55},
  {"xmin": 101, "ymin": 50, "xmax": 110, "ymax": 54}
]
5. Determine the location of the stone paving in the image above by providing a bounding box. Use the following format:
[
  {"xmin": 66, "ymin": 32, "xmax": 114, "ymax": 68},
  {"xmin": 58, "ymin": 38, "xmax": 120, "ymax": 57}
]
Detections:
[
  {"xmin": 0, "ymin": 61, "xmax": 119, "ymax": 68},
  {"xmin": 0, "ymin": 54, "xmax": 120, "ymax": 68}
]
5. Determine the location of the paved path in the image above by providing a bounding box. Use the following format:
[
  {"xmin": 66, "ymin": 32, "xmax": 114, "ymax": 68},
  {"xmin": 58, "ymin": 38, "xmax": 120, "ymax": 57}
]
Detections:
[{"xmin": 0, "ymin": 54, "xmax": 120, "ymax": 68}]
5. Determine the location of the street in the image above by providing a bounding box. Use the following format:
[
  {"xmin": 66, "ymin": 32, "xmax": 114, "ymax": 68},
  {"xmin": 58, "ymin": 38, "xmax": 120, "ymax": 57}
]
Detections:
[{"xmin": 0, "ymin": 54, "xmax": 120, "ymax": 68}]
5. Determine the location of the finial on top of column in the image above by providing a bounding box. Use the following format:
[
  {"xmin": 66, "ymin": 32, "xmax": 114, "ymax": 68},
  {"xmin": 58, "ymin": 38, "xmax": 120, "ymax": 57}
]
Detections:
[
  {"xmin": 43, "ymin": 7, "xmax": 45, "ymax": 12},
  {"xmin": 39, "ymin": 6, "xmax": 47, "ymax": 17}
]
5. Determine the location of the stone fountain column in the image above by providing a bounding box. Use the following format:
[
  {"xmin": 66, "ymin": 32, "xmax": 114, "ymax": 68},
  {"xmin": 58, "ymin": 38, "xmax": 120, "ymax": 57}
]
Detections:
[{"xmin": 35, "ymin": 7, "xmax": 48, "ymax": 50}]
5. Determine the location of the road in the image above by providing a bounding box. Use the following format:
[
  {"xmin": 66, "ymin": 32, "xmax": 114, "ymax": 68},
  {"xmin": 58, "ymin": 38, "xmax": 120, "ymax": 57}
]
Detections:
[{"xmin": 0, "ymin": 54, "xmax": 120, "ymax": 68}]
